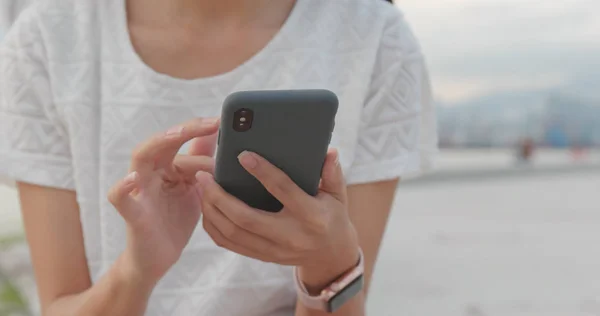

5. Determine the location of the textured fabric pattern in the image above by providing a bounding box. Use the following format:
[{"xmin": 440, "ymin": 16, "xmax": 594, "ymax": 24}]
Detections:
[
  {"xmin": 0, "ymin": 0, "xmax": 437, "ymax": 315},
  {"xmin": 0, "ymin": 0, "xmax": 35, "ymax": 33}
]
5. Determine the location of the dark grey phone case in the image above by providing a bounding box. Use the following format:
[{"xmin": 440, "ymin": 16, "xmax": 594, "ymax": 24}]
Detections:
[{"xmin": 214, "ymin": 90, "xmax": 339, "ymax": 212}]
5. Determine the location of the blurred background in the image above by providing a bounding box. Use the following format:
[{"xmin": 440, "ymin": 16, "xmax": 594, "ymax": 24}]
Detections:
[{"xmin": 1, "ymin": 0, "xmax": 599, "ymax": 315}]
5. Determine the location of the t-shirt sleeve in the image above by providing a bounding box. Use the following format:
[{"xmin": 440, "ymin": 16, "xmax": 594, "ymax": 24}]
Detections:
[
  {"xmin": 345, "ymin": 11, "xmax": 438, "ymax": 185},
  {"xmin": 0, "ymin": 6, "xmax": 75, "ymax": 190}
]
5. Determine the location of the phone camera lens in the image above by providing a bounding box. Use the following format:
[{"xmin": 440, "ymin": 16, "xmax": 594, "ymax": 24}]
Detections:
[{"xmin": 233, "ymin": 108, "xmax": 253, "ymax": 132}]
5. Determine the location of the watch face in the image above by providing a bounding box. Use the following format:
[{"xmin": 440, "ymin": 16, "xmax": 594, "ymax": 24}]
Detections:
[{"xmin": 327, "ymin": 275, "xmax": 364, "ymax": 312}]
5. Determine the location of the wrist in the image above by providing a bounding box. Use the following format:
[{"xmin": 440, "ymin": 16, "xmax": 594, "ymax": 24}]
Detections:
[
  {"xmin": 298, "ymin": 228, "xmax": 360, "ymax": 295},
  {"xmin": 115, "ymin": 253, "xmax": 158, "ymax": 295}
]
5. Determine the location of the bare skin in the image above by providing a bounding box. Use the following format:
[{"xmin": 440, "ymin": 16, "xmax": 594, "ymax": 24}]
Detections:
[
  {"xmin": 17, "ymin": 1, "xmax": 400, "ymax": 315},
  {"xmin": 127, "ymin": 0, "xmax": 295, "ymax": 80}
]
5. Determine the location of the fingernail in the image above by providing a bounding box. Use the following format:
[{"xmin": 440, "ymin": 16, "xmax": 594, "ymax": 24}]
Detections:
[
  {"xmin": 238, "ymin": 151, "xmax": 258, "ymax": 169},
  {"xmin": 124, "ymin": 171, "xmax": 138, "ymax": 184},
  {"xmin": 202, "ymin": 117, "xmax": 220, "ymax": 127},
  {"xmin": 166, "ymin": 126, "xmax": 184, "ymax": 138}
]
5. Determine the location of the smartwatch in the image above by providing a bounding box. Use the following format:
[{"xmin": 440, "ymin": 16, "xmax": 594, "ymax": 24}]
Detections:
[{"xmin": 294, "ymin": 249, "xmax": 364, "ymax": 313}]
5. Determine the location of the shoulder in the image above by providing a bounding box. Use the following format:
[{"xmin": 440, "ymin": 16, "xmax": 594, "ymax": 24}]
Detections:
[
  {"xmin": 309, "ymin": 1, "xmax": 416, "ymax": 38},
  {"xmin": 308, "ymin": 0, "xmax": 404, "ymax": 23},
  {"xmin": 346, "ymin": 0, "xmax": 407, "ymax": 20},
  {"xmin": 7, "ymin": 0, "xmax": 96, "ymax": 30},
  {"xmin": 298, "ymin": 0, "xmax": 423, "ymax": 61},
  {"xmin": 30, "ymin": 0, "xmax": 97, "ymax": 18},
  {"xmin": 2, "ymin": 0, "xmax": 99, "ymax": 58}
]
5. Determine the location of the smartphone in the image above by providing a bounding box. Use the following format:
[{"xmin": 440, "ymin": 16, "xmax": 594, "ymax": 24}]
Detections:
[{"xmin": 214, "ymin": 89, "xmax": 339, "ymax": 212}]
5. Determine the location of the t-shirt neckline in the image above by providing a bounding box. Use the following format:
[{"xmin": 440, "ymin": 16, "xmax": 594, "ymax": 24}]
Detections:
[{"xmin": 115, "ymin": 0, "xmax": 305, "ymax": 85}]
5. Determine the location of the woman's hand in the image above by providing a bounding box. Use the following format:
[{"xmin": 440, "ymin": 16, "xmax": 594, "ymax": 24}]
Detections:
[
  {"xmin": 196, "ymin": 149, "xmax": 361, "ymax": 293},
  {"xmin": 107, "ymin": 118, "xmax": 219, "ymax": 286}
]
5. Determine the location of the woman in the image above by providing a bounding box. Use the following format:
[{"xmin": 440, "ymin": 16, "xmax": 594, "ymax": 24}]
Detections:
[{"xmin": 0, "ymin": 0, "xmax": 437, "ymax": 315}]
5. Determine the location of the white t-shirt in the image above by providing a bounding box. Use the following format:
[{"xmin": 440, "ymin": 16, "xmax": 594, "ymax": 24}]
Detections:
[
  {"xmin": 0, "ymin": 0, "xmax": 437, "ymax": 315},
  {"xmin": 0, "ymin": 0, "xmax": 34, "ymax": 40}
]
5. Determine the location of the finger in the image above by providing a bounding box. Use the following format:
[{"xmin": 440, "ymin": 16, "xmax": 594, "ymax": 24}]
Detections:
[
  {"xmin": 174, "ymin": 155, "xmax": 215, "ymax": 176},
  {"xmin": 319, "ymin": 148, "xmax": 347, "ymax": 202},
  {"xmin": 196, "ymin": 171, "xmax": 280, "ymax": 239},
  {"xmin": 188, "ymin": 126, "xmax": 219, "ymax": 157},
  {"xmin": 107, "ymin": 172, "xmax": 140, "ymax": 222},
  {"xmin": 237, "ymin": 151, "xmax": 311, "ymax": 210},
  {"xmin": 130, "ymin": 117, "xmax": 219, "ymax": 175},
  {"xmin": 201, "ymin": 200, "xmax": 281, "ymax": 260},
  {"xmin": 202, "ymin": 218, "xmax": 291, "ymax": 264}
]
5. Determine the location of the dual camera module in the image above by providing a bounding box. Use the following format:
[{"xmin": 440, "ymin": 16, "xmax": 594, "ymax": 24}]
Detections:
[{"xmin": 233, "ymin": 108, "xmax": 254, "ymax": 132}]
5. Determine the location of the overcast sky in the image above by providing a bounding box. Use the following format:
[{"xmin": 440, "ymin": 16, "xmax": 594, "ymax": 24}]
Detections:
[{"xmin": 397, "ymin": 0, "xmax": 600, "ymax": 103}]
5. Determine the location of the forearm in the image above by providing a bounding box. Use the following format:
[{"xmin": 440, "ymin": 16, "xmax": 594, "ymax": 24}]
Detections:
[{"xmin": 45, "ymin": 254, "xmax": 155, "ymax": 316}]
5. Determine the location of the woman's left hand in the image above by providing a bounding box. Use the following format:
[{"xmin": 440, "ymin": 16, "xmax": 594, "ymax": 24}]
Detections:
[{"xmin": 195, "ymin": 149, "xmax": 360, "ymax": 291}]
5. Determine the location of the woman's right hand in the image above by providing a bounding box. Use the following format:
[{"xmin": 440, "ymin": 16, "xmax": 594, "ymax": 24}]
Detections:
[{"xmin": 107, "ymin": 117, "xmax": 220, "ymax": 286}]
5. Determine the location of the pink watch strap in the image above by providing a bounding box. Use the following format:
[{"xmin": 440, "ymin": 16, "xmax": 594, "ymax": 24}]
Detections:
[{"xmin": 294, "ymin": 249, "xmax": 365, "ymax": 311}]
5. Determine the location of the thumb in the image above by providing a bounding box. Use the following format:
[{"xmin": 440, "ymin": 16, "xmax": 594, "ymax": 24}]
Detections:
[
  {"xmin": 319, "ymin": 148, "xmax": 347, "ymax": 202},
  {"xmin": 108, "ymin": 172, "xmax": 141, "ymax": 223}
]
